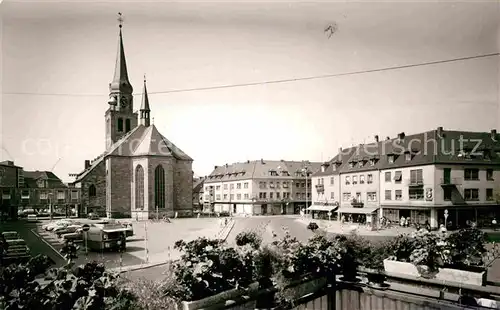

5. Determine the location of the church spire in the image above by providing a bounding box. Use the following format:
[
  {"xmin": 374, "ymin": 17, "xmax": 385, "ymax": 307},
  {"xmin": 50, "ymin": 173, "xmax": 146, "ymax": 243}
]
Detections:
[
  {"xmin": 140, "ymin": 74, "xmax": 151, "ymax": 127},
  {"xmin": 109, "ymin": 12, "xmax": 133, "ymax": 95}
]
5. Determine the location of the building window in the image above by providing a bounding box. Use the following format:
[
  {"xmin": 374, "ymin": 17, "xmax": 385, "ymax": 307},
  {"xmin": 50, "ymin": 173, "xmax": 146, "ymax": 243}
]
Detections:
[
  {"xmin": 367, "ymin": 174, "xmax": 373, "ymax": 184},
  {"xmin": 349, "ymin": 162, "xmax": 354, "ymax": 168},
  {"xmin": 57, "ymin": 190, "xmax": 65, "ymax": 200},
  {"xmin": 487, "ymin": 169, "xmax": 494, "ymax": 181},
  {"xmin": 385, "ymin": 190, "xmax": 391, "ymax": 200},
  {"xmin": 237, "ymin": 193, "xmax": 241, "ymax": 200},
  {"xmin": 269, "ymin": 182, "xmax": 275, "ymax": 188},
  {"xmin": 224, "ymin": 194, "xmax": 228, "ymax": 200},
  {"xmin": 276, "ymin": 192, "xmax": 281, "ymax": 199},
  {"xmin": 330, "ymin": 192, "xmax": 335, "ymax": 200},
  {"xmin": 216, "ymin": 194, "xmax": 221, "ymax": 200},
  {"xmin": 230, "ymin": 184, "xmax": 234, "ymax": 190},
  {"xmin": 230, "ymin": 194, "xmax": 234, "ymax": 200},
  {"xmin": 405, "ymin": 153, "xmax": 412, "ymax": 161},
  {"xmin": 410, "ymin": 169, "xmax": 423, "ymax": 184},
  {"xmin": 409, "ymin": 188, "xmax": 424, "ymax": 200},
  {"xmin": 259, "ymin": 192, "xmax": 267, "ymax": 199},
  {"xmin": 117, "ymin": 118, "xmax": 124, "ymax": 132},
  {"xmin": 283, "ymin": 182, "xmax": 288, "ymax": 188},
  {"xmin": 89, "ymin": 185, "xmax": 97, "ymax": 197},
  {"xmin": 259, "ymin": 182, "xmax": 267, "ymax": 189},
  {"xmin": 388, "ymin": 155, "xmax": 394, "ymax": 164},
  {"xmin": 342, "ymin": 192, "xmax": 351, "ymax": 201},
  {"xmin": 352, "ymin": 176, "xmax": 358, "ymax": 185},
  {"xmin": 270, "ymin": 192, "xmax": 274, "ymax": 199},
  {"xmin": 464, "ymin": 169, "xmax": 479, "ymax": 181},
  {"xmin": 385, "ymin": 172, "xmax": 391, "ymax": 182},
  {"xmin": 224, "ymin": 184, "xmax": 228, "ymax": 190},
  {"xmin": 464, "ymin": 188, "xmax": 479, "ymax": 201},
  {"xmin": 358, "ymin": 161, "xmax": 364, "ymax": 168},
  {"xmin": 444, "ymin": 188, "xmax": 452, "ymax": 201},
  {"xmin": 135, "ymin": 165, "xmax": 145, "ymax": 210},
  {"xmin": 370, "ymin": 159, "xmax": 375, "ymax": 166},
  {"xmin": 330, "ymin": 177, "xmax": 334, "ymax": 185},
  {"xmin": 394, "ymin": 171, "xmax": 402, "ymax": 183},
  {"xmin": 345, "ymin": 176, "xmax": 351, "ymax": 185},
  {"xmin": 154, "ymin": 165, "xmax": 166, "ymax": 209},
  {"xmin": 125, "ymin": 119, "xmax": 131, "ymax": 132},
  {"xmin": 301, "ymin": 182, "xmax": 305, "ymax": 188},
  {"xmin": 216, "ymin": 185, "xmax": 221, "ymax": 190},
  {"xmin": 244, "ymin": 193, "xmax": 249, "ymax": 199},
  {"xmin": 244, "ymin": 182, "xmax": 249, "ymax": 189},
  {"xmin": 359, "ymin": 175, "xmax": 365, "ymax": 184},
  {"xmin": 71, "ymin": 190, "xmax": 78, "ymax": 200},
  {"xmin": 367, "ymin": 192, "xmax": 377, "ymax": 202},
  {"xmin": 236, "ymin": 183, "xmax": 241, "ymax": 189},
  {"xmin": 487, "ymin": 188, "xmax": 494, "ymax": 201},
  {"xmin": 395, "ymin": 190, "xmax": 402, "ymax": 200}
]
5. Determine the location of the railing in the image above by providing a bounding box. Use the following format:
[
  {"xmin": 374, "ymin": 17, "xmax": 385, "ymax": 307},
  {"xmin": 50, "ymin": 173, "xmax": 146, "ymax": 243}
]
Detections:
[
  {"xmin": 405, "ymin": 179, "xmax": 424, "ymax": 186},
  {"xmin": 210, "ymin": 268, "xmax": 500, "ymax": 310},
  {"xmin": 440, "ymin": 177, "xmax": 463, "ymax": 185}
]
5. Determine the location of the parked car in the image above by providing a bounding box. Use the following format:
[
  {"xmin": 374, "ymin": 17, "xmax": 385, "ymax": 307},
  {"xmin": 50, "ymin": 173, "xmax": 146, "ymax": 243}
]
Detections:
[
  {"xmin": 27, "ymin": 214, "xmax": 38, "ymax": 223},
  {"xmin": 18, "ymin": 209, "xmax": 37, "ymax": 218},
  {"xmin": 63, "ymin": 229, "xmax": 84, "ymax": 242},
  {"xmin": 2, "ymin": 231, "xmax": 20, "ymax": 241},
  {"xmin": 55, "ymin": 224, "xmax": 82, "ymax": 238},
  {"xmin": 43, "ymin": 220, "xmax": 73, "ymax": 231},
  {"xmin": 3, "ymin": 239, "xmax": 31, "ymax": 261},
  {"xmin": 87, "ymin": 213, "xmax": 100, "ymax": 220}
]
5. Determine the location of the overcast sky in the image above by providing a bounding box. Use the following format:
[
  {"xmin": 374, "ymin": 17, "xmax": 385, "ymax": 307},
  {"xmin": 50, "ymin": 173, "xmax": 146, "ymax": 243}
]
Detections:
[{"xmin": 1, "ymin": 0, "xmax": 499, "ymax": 181}]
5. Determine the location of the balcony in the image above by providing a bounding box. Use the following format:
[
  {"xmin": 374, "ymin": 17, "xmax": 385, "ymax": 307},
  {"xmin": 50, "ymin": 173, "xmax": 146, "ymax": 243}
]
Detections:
[
  {"xmin": 440, "ymin": 177, "xmax": 462, "ymax": 186},
  {"xmin": 405, "ymin": 179, "xmax": 424, "ymax": 187},
  {"xmin": 350, "ymin": 198, "xmax": 364, "ymax": 208},
  {"xmin": 315, "ymin": 184, "xmax": 324, "ymax": 193}
]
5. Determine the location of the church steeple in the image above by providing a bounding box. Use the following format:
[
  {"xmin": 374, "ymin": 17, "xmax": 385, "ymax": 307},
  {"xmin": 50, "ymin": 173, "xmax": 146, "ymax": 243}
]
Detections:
[
  {"xmin": 140, "ymin": 75, "xmax": 151, "ymax": 127},
  {"xmin": 105, "ymin": 12, "xmax": 138, "ymax": 150}
]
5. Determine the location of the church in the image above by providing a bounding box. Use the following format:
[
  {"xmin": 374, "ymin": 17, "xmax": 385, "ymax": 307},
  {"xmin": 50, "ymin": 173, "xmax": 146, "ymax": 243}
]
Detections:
[{"xmin": 71, "ymin": 19, "xmax": 194, "ymax": 220}]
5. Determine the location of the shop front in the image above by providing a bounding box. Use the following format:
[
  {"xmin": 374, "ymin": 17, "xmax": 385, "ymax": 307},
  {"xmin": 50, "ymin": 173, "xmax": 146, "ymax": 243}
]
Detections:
[
  {"xmin": 306, "ymin": 202, "xmax": 339, "ymax": 220},
  {"xmin": 338, "ymin": 206, "xmax": 379, "ymax": 230}
]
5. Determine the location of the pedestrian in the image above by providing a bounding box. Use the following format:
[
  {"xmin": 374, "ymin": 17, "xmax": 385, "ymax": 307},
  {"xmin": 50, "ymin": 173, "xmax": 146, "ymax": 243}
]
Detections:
[{"xmin": 492, "ymin": 218, "xmax": 497, "ymax": 231}]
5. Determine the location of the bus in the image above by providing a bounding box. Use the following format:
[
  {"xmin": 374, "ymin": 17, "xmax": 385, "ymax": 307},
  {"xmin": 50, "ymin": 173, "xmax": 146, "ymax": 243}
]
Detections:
[{"xmin": 83, "ymin": 222, "xmax": 128, "ymax": 252}]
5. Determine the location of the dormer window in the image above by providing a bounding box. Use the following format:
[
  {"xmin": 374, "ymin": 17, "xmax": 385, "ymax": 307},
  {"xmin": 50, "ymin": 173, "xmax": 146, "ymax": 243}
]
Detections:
[
  {"xmin": 483, "ymin": 150, "xmax": 491, "ymax": 160},
  {"xmin": 349, "ymin": 162, "xmax": 355, "ymax": 168},
  {"xmin": 269, "ymin": 170, "xmax": 278, "ymax": 176},
  {"xmin": 388, "ymin": 155, "xmax": 395, "ymax": 164},
  {"xmin": 358, "ymin": 161, "xmax": 364, "ymax": 168},
  {"xmin": 405, "ymin": 152, "xmax": 412, "ymax": 161},
  {"xmin": 370, "ymin": 159, "xmax": 375, "ymax": 166}
]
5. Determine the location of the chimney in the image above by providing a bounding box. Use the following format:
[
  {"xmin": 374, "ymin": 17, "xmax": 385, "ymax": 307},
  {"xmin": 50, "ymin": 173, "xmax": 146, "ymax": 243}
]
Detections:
[
  {"xmin": 321, "ymin": 165, "xmax": 326, "ymax": 173},
  {"xmin": 225, "ymin": 163, "xmax": 228, "ymax": 168},
  {"xmin": 261, "ymin": 159, "xmax": 265, "ymax": 164},
  {"xmin": 247, "ymin": 160, "xmax": 250, "ymax": 163},
  {"xmin": 84, "ymin": 160, "xmax": 90, "ymax": 169},
  {"xmin": 214, "ymin": 165, "xmax": 218, "ymax": 170},
  {"xmin": 492, "ymin": 129, "xmax": 497, "ymax": 141},
  {"xmin": 398, "ymin": 132, "xmax": 405, "ymax": 140},
  {"xmin": 374, "ymin": 135, "xmax": 379, "ymax": 143},
  {"xmin": 386, "ymin": 136, "xmax": 390, "ymax": 141},
  {"xmin": 437, "ymin": 126, "xmax": 443, "ymax": 137}
]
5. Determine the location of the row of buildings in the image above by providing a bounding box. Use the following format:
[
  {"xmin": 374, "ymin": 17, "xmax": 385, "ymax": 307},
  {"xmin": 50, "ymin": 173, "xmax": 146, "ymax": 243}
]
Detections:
[
  {"xmin": 0, "ymin": 160, "xmax": 81, "ymax": 219},
  {"xmin": 200, "ymin": 128, "xmax": 500, "ymax": 229}
]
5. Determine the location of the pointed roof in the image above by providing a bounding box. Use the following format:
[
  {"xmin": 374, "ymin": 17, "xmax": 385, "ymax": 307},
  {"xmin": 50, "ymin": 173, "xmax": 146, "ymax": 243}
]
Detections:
[
  {"xmin": 140, "ymin": 76, "xmax": 150, "ymax": 111},
  {"xmin": 109, "ymin": 25, "xmax": 133, "ymax": 94},
  {"xmin": 73, "ymin": 124, "xmax": 193, "ymax": 183},
  {"xmin": 132, "ymin": 125, "xmax": 192, "ymax": 160}
]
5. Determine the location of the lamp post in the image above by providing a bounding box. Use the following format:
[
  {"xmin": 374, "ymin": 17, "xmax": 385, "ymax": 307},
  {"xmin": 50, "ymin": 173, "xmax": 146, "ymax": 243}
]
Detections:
[
  {"xmin": 48, "ymin": 192, "xmax": 53, "ymax": 221},
  {"xmin": 301, "ymin": 165, "xmax": 309, "ymax": 217}
]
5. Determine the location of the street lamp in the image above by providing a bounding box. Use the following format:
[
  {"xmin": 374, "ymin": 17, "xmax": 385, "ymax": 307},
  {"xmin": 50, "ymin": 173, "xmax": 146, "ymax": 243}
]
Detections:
[
  {"xmin": 48, "ymin": 192, "xmax": 53, "ymax": 221},
  {"xmin": 301, "ymin": 165, "xmax": 310, "ymax": 217}
]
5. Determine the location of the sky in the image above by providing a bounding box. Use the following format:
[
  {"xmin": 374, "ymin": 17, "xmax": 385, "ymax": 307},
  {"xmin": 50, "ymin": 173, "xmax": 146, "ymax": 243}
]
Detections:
[{"xmin": 1, "ymin": 0, "xmax": 499, "ymax": 182}]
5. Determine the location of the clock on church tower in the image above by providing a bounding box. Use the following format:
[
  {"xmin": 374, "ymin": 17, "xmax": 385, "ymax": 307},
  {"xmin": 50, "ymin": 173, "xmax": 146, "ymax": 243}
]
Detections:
[{"xmin": 120, "ymin": 96, "xmax": 128, "ymax": 109}]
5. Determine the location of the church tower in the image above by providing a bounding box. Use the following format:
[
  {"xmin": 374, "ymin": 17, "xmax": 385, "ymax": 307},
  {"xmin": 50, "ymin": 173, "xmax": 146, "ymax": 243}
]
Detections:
[
  {"xmin": 139, "ymin": 76, "xmax": 151, "ymax": 127},
  {"xmin": 105, "ymin": 13, "xmax": 138, "ymax": 150}
]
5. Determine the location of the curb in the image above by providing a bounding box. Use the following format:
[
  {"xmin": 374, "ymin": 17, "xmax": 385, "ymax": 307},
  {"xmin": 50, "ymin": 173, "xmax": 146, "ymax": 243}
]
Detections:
[
  {"xmin": 30, "ymin": 228, "xmax": 66, "ymax": 260},
  {"xmin": 112, "ymin": 260, "xmax": 171, "ymax": 274},
  {"xmin": 217, "ymin": 219, "xmax": 235, "ymax": 241}
]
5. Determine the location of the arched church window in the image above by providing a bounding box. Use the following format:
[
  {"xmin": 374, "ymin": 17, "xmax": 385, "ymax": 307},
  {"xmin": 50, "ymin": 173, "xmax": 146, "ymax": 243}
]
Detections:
[
  {"xmin": 89, "ymin": 185, "xmax": 96, "ymax": 197},
  {"xmin": 154, "ymin": 165, "xmax": 165, "ymax": 209},
  {"xmin": 125, "ymin": 119, "xmax": 131, "ymax": 132},
  {"xmin": 118, "ymin": 118, "xmax": 124, "ymax": 132},
  {"xmin": 135, "ymin": 165, "xmax": 144, "ymax": 210}
]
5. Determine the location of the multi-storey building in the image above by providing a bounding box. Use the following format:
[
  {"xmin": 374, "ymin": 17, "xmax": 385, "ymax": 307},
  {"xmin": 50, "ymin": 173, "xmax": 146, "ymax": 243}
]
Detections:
[
  {"xmin": 0, "ymin": 160, "xmax": 24, "ymax": 219},
  {"xmin": 312, "ymin": 127, "xmax": 500, "ymax": 229},
  {"xmin": 193, "ymin": 176, "xmax": 205, "ymax": 213},
  {"xmin": 203, "ymin": 159, "xmax": 321, "ymax": 216},
  {"xmin": 23, "ymin": 171, "xmax": 81, "ymax": 216}
]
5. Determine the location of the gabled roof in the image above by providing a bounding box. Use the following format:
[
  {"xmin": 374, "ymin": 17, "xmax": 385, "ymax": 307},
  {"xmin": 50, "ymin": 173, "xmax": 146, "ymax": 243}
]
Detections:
[
  {"xmin": 24, "ymin": 170, "xmax": 67, "ymax": 188},
  {"xmin": 73, "ymin": 124, "xmax": 192, "ymax": 183},
  {"xmin": 313, "ymin": 128, "xmax": 500, "ymax": 177},
  {"xmin": 312, "ymin": 147, "xmax": 357, "ymax": 177},
  {"xmin": 205, "ymin": 160, "xmax": 322, "ymax": 183},
  {"xmin": 193, "ymin": 177, "xmax": 205, "ymax": 193}
]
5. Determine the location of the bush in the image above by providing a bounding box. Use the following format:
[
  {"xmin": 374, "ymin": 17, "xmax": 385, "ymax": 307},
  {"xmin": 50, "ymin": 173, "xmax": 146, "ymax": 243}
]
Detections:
[
  {"xmin": 235, "ymin": 231, "xmax": 262, "ymax": 249},
  {"xmin": 307, "ymin": 222, "xmax": 319, "ymax": 231}
]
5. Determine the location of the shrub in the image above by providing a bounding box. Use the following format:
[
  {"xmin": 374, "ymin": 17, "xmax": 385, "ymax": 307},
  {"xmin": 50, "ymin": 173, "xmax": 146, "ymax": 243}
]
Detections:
[
  {"xmin": 307, "ymin": 222, "xmax": 319, "ymax": 231},
  {"xmin": 447, "ymin": 228, "xmax": 487, "ymax": 268},
  {"xmin": 235, "ymin": 231, "xmax": 262, "ymax": 249}
]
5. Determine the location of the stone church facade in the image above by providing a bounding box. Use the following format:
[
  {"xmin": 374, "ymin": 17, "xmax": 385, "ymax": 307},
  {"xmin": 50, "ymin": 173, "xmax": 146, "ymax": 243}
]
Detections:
[{"xmin": 72, "ymin": 22, "xmax": 193, "ymax": 220}]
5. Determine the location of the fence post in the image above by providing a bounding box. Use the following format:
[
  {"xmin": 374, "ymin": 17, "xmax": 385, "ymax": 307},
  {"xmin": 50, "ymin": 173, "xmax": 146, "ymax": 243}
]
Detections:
[{"xmin": 327, "ymin": 272, "xmax": 336, "ymax": 310}]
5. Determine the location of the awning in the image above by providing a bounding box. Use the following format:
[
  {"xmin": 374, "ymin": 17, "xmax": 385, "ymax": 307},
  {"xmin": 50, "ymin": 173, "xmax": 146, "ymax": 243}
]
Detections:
[
  {"xmin": 338, "ymin": 207, "xmax": 379, "ymax": 215},
  {"xmin": 307, "ymin": 205, "xmax": 339, "ymax": 212}
]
